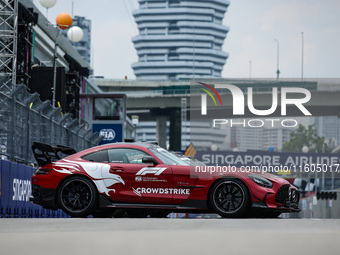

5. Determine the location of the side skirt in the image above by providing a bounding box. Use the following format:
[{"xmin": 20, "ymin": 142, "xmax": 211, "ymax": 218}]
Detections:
[{"xmin": 98, "ymin": 194, "xmax": 207, "ymax": 211}]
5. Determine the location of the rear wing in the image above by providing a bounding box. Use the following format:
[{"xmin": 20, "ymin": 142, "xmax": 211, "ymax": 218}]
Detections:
[{"xmin": 32, "ymin": 142, "xmax": 77, "ymax": 167}]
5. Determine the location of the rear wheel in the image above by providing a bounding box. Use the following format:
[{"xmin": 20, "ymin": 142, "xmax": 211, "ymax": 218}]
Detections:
[
  {"xmin": 209, "ymin": 179, "xmax": 250, "ymax": 218},
  {"xmin": 57, "ymin": 176, "xmax": 98, "ymax": 217}
]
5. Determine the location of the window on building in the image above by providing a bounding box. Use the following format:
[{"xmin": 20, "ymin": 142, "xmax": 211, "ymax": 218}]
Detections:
[
  {"xmin": 169, "ymin": 21, "xmax": 178, "ymax": 27},
  {"xmin": 168, "ymin": 75, "xmax": 176, "ymax": 81},
  {"xmin": 168, "ymin": 27, "xmax": 180, "ymax": 34},
  {"xmin": 94, "ymin": 98, "xmax": 123, "ymax": 120},
  {"xmin": 169, "ymin": 0, "xmax": 180, "ymax": 8},
  {"xmin": 168, "ymin": 55, "xmax": 179, "ymax": 61}
]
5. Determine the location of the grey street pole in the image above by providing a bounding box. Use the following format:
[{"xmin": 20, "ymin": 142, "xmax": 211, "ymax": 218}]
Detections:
[
  {"xmin": 52, "ymin": 29, "xmax": 60, "ymax": 108},
  {"xmin": 52, "ymin": 42, "xmax": 58, "ymax": 107},
  {"xmin": 192, "ymin": 26, "xmax": 195, "ymax": 79},
  {"xmin": 249, "ymin": 60, "xmax": 252, "ymax": 80},
  {"xmin": 301, "ymin": 32, "xmax": 304, "ymax": 81},
  {"xmin": 274, "ymin": 39, "xmax": 280, "ymax": 80}
]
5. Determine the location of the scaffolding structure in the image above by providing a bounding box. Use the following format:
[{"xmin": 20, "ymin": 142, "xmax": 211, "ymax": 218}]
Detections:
[
  {"xmin": 0, "ymin": 0, "xmax": 101, "ymax": 164},
  {"xmin": 0, "ymin": 0, "xmax": 17, "ymax": 92}
]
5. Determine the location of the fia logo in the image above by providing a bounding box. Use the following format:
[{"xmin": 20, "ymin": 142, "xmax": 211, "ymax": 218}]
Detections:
[{"xmin": 100, "ymin": 129, "xmax": 116, "ymax": 141}]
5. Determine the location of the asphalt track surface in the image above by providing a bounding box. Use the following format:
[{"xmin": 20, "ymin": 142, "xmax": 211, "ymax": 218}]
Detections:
[{"xmin": 0, "ymin": 218, "xmax": 339, "ymax": 255}]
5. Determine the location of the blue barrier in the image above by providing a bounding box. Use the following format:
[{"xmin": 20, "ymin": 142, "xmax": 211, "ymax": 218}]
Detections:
[{"xmin": 0, "ymin": 159, "xmax": 69, "ymax": 218}]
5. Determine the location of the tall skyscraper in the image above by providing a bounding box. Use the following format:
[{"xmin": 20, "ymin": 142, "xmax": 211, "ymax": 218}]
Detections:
[
  {"xmin": 314, "ymin": 116, "xmax": 339, "ymax": 148},
  {"xmin": 132, "ymin": 0, "xmax": 229, "ymax": 80}
]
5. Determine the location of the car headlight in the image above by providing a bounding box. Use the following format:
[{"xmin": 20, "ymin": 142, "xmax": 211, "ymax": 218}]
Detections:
[{"xmin": 248, "ymin": 174, "xmax": 273, "ymax": 188}]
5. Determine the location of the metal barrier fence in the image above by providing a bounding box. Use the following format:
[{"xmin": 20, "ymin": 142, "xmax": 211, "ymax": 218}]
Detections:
[
  {"xmin": 298, "ymin": 194, "xmax": 340, "ymax": 218},
  {"xmin": 0, "ymin": 84, "xmax": 101, "ymax": 164},
  {"xmin": 0, "ymin": 159, "xmax": 69, "ymax": 218}
]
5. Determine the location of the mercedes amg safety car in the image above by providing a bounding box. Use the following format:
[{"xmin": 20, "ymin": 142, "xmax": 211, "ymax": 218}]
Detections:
[{"xmin": 30, "ymin": 141, "xmax": 300, "ymax": 218}]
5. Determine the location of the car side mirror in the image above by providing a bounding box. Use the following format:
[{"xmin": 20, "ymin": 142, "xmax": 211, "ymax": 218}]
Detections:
[{"xmin": 142, "ymin": 156, "xmax": 158, "ymax": 165}]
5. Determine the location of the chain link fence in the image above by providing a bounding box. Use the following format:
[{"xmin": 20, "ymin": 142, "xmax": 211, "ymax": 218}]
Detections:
[{"xmin": 0, "ymin": 84, "xmax": 101, "ymax": 164}]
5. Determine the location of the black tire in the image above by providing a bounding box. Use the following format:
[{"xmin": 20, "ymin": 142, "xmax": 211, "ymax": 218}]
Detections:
[
  {"xmin": 57, "ymin": 176, "xmax": 98, "ymax": 217},
  {"xmin": 209, "ymin": 179, "xmax": 250, "ymax": 218}
]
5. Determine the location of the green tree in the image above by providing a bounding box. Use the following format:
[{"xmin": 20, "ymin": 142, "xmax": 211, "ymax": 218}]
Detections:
[{"xmin": 281, "ymin": 124, "xmax": 332, "ymax": 153}]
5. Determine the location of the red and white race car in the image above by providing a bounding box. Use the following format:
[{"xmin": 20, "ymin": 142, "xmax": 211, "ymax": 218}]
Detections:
[{"xmin": 30, "ymin": 141, "xmax": 300, "ymax": 218}]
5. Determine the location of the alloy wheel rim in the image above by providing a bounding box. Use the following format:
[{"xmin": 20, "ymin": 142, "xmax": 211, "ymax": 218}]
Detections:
[
  {"xmin": 61, "ymin": 180, "xmax": 92, "ymax": 212},
  {"xmin": 213, "ymin": 181, "xmax": 244, "ymax": 213}
]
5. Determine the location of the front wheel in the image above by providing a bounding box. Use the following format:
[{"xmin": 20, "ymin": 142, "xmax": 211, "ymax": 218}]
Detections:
[
  {"xmin": 209, "ymin": 179, "xmax": 250, "ymax": 218},
  {"xmin": 57, "ymin": 176, "xmax": 98, "ymax": 217}
]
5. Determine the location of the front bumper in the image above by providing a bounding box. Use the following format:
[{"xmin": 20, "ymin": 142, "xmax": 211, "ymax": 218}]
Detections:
[
  {"xmin": 30, "ymin": 184, "xmax": 58, "ymax": 210},
  {"xmin": 251, "ymin": 184, "xmax": 301, "ymax": 212},
  {"xmin": 252, "ymin": 201, "xmax": 300, "ymax": 213}
]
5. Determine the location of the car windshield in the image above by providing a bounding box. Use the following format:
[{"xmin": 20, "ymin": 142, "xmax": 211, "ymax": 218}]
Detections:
[
  {"xmin": 190, "ymin": 158, "xmax": 206, "ymax": 166},
  {"xmin": 149, "ymin": 147, "xmax": 188, "ymax": 165}
]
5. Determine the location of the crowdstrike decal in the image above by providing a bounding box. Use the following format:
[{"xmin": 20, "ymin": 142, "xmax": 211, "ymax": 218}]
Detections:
[
  {"xmin": 132, "ymin": 187, "xmax": 190, "ymax": 196},
  {"xmin": 136, "ymin": 167, "xmax": 167, "ymax": 176},
  {"xmin": 132, "ymin": 187, "xmax": 142, "ymax": 197}
]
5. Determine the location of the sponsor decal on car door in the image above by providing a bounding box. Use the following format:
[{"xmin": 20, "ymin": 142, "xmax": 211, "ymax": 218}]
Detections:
[{"xmin": 107, "ymin": 163, "xmax": 174, "ymax": 203}]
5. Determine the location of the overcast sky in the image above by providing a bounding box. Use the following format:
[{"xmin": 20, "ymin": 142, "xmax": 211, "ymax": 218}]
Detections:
[{"xmin": 33, "ymin": 0, "xmax": 340, "ymax": 79}]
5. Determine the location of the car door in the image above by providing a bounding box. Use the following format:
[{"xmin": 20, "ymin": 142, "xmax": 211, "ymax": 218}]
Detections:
[
  {"xmin": 171, "ymin": 165, "xmax": 199, "ymax": 204},
  {"xmin": 104, "ymin": 148, "xmax": 173, "ymax": 204}
]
